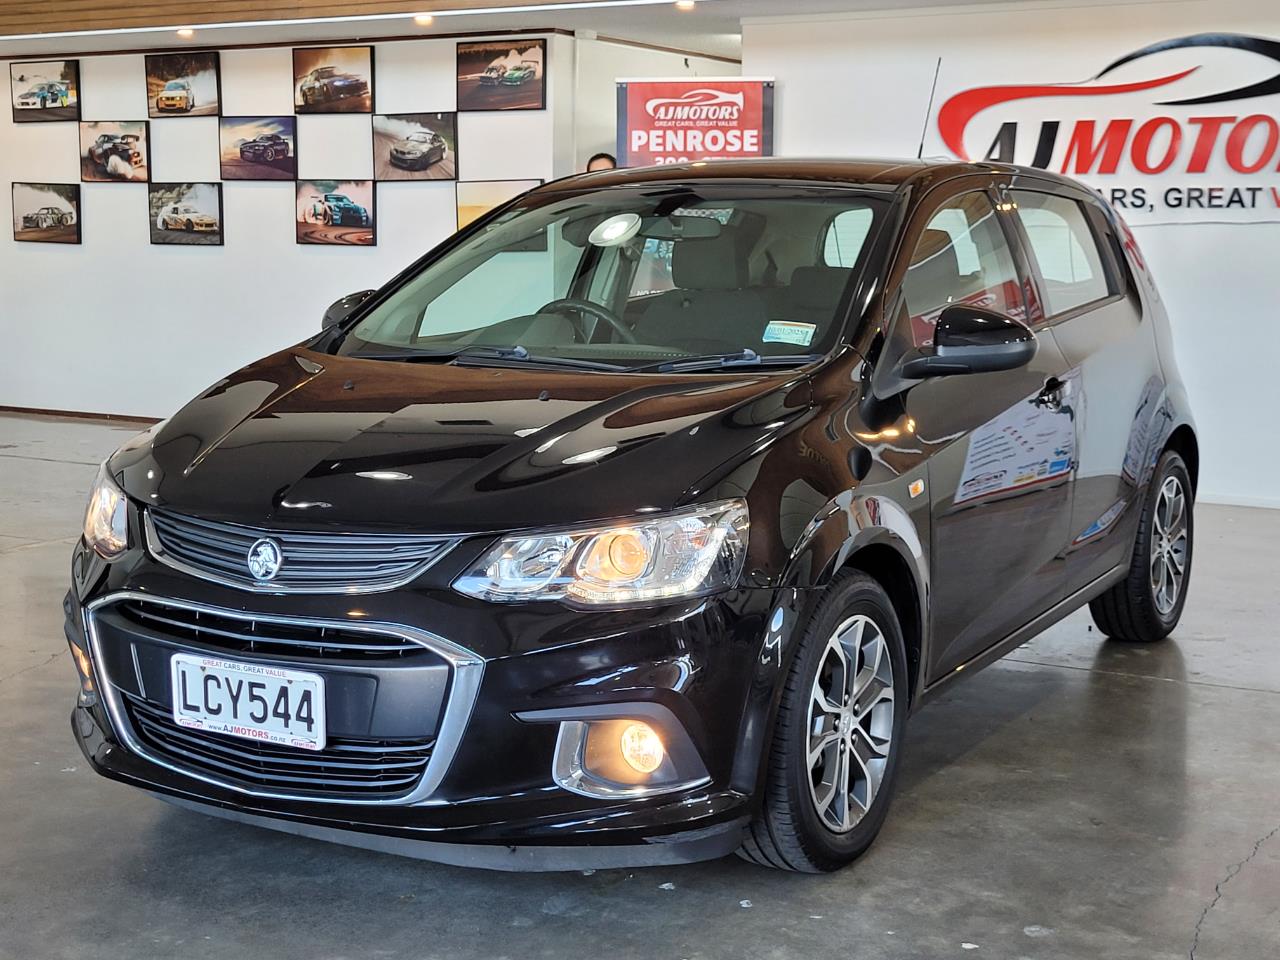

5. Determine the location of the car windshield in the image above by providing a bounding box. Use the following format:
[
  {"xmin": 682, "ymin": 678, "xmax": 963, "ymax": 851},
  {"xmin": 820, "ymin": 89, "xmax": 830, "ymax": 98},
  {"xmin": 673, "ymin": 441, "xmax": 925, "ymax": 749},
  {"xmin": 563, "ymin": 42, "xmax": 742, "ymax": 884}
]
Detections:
[
  {"xmin": 163, "ymin": 80, "xmax": 186, "ymax": 90},
  {"xmin": 339, "ymin": 183, "xmax": 887, "ymax": 369},
  {"xmin": 408, "ymin": 133, "xmax": 431, "ymax": 142},
  {"xmin": 314, "ymin": 67, "xmax": 336, "ymax": 78}
]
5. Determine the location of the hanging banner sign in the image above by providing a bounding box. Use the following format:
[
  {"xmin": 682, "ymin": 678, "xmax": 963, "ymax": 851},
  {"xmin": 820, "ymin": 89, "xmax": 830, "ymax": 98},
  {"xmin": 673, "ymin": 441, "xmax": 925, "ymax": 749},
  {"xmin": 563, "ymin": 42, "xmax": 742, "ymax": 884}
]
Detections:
[
  {"xmin": 616, "ymin": 77, "xmax": 774, "ymax": 167},
  {"xmin": 929, "ymin": 33, "xmax": 1280, "ymax": 223}
]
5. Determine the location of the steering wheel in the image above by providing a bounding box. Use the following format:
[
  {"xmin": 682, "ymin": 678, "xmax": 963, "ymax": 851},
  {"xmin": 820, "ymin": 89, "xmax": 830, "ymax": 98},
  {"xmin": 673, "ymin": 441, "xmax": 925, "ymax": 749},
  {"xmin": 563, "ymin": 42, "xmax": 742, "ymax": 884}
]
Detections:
[{"xmin": 538, "ymin": 298, "xmax": 637, "ymax": 345}]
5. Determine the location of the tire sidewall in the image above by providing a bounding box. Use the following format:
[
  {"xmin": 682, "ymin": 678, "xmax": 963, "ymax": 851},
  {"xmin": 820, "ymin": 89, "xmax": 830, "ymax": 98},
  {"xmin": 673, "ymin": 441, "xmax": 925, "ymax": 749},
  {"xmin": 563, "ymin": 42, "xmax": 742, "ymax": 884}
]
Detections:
[{"xmin": 781, "ymin": 574, "xmax": 910, "ymax": 867}]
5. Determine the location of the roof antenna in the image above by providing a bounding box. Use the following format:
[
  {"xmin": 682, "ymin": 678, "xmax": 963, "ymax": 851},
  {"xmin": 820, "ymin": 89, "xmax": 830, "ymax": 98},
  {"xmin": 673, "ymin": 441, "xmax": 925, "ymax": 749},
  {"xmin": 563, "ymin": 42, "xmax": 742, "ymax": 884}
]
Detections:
[{"xmin": 916, "ymin": 57, "xmax": 942, "ymax": 159}]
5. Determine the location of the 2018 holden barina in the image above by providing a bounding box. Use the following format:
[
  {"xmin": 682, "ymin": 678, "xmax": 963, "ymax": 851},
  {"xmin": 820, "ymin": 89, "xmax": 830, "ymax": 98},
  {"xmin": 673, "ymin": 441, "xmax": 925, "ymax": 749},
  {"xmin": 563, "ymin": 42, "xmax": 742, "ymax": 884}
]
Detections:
[{"xmin": 67, "ymin": 159, "xmax": 1197, "ymax": 872}]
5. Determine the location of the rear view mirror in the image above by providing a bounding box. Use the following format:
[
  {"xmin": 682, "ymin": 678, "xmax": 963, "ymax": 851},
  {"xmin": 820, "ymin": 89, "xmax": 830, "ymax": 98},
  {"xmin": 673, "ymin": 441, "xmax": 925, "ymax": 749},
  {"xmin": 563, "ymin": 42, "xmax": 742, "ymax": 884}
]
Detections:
[
  {"xmin": 898, "ymin": 305, "xmax": 1037, "ymax": 379},
  {"xmin": 322, "ymin": 289, "xmax": 375, "ymax": 331}
]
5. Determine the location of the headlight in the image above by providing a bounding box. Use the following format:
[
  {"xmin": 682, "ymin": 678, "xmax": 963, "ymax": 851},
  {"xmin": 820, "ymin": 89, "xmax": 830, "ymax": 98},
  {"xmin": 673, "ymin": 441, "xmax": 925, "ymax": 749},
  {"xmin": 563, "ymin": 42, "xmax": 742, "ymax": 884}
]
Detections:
[
  {"xmin": 454, "ymin": 500, "xmax": 749, "ymax": 606},
  {"xmin": 83, "ymin": 464, "xmax": 129, "ymax": 559}
]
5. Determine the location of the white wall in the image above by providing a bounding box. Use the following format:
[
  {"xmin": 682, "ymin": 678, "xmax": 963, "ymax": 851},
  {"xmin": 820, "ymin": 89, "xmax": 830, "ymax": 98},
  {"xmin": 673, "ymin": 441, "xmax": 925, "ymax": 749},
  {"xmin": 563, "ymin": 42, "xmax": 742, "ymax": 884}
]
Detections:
[
  {"xmin": 572, "ymin": 34, "xmax": 735, "ymax": 163},
  {"xmin": 0, "ymin": 32, "xmax": 586, "ymax": 419},
  {"xmin": 744, "ymin": 0, "xmax": 1280, "ymax": 507},
  {"xmin": 0, "ymin": 31, "xmax": 723, "ymax": 421}
]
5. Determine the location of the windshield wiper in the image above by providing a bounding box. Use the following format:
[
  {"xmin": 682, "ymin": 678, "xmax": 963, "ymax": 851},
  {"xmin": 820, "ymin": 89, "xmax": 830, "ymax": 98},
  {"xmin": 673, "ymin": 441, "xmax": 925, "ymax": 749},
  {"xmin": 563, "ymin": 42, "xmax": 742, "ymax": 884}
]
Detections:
[
  {"xmin": 354, "ymin": 344, "xmax": 629, "ymax": 372},
  {"xmin": 631, "ymin": 349, "xmax": 823, "ymax": 374}
]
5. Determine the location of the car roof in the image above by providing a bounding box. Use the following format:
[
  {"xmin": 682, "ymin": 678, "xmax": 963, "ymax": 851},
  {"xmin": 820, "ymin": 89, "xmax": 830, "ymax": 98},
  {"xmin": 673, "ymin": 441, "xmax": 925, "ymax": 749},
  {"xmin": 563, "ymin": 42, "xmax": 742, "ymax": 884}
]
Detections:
[{"xmin": 538, "ymin": 157, "xmax": 1085, "ymax": 195}]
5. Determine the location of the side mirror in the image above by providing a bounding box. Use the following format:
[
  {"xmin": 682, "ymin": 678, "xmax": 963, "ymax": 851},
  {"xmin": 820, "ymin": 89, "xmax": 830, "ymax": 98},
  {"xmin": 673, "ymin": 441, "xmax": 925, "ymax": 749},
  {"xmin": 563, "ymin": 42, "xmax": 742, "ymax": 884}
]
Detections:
[
  {"xmin": 322, "ymin": 289, "xmax": 375, "ymax": 331},
  {"xmin": 899, "ymin": 305, "xmax": 1037, "ymax": 379}
]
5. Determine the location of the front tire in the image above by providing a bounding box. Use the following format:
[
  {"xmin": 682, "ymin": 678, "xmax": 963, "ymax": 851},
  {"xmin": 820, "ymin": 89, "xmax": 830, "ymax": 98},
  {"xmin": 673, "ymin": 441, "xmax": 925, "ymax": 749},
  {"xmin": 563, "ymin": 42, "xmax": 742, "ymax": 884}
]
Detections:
[
  {"xmin": 1089, "ymin": 450, "xmax": 1193, "ymax": 643},
  {"xmin": 740, "ymin": 570, "xmax": 909, "ymax": 873}
]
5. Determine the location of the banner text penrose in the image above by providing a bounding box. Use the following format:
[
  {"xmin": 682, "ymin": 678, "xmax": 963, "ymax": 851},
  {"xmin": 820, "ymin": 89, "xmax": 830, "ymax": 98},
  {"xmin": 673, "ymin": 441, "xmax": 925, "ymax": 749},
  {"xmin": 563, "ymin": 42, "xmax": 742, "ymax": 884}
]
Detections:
[
  {"xmin": 617, "ymin": 78, "xmax": 774, "ymax": 167},
  {"xmin": 932, "ymin": 33, "xmax": 1280, "ymax": 223}
]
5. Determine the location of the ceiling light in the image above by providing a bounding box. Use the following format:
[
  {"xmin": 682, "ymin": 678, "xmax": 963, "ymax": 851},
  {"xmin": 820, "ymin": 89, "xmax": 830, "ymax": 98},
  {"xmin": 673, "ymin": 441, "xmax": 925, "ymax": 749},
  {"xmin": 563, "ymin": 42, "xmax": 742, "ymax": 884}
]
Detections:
[
  {"xmin": 675, "ymin": 0, "xmax": 697, "ymax": 10},
  {"xmin": 413, "ymin": 13, "xmax": 434, "ymax": 25},
  {"xmin": 176, "ymin": 27, "xmax": 195, "ymax": 38}
]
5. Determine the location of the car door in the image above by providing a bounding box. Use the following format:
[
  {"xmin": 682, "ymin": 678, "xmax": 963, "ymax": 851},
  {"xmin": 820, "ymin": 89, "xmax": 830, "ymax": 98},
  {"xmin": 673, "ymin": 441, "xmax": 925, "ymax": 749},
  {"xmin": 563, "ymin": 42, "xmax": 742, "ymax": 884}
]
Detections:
[
  {"xmin": 1007, "ymin": 180, "xmax": 1162, "ymax": 595},
  {"xmin": 881, "ymin": 179, "xmax": 1076, "ymax": 681}
]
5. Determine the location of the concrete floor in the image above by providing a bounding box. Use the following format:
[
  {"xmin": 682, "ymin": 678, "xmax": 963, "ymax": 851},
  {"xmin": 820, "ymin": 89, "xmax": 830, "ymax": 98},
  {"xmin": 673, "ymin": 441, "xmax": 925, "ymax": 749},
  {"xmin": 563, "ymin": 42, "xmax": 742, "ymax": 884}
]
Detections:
[{"xmin": 1, "ymin": 411, "xmax": 1276, "ymax": 960}]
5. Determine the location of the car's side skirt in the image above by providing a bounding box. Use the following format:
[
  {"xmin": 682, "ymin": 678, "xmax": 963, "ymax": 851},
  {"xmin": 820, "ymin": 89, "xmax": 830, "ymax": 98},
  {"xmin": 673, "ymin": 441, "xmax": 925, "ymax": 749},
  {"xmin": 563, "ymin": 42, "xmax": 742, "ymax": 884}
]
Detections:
[{"xmin": 918, "ymin": 562, "xmax": 1127, "ymax": 705}]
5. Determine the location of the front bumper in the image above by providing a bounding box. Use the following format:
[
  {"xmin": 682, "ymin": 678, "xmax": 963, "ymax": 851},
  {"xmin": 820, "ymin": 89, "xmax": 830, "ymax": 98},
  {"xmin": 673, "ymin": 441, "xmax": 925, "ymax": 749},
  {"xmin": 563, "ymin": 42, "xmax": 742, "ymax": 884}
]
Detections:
[{"xmin": 66, "ymin": 538, "xmax": 798, "ymax": 868}]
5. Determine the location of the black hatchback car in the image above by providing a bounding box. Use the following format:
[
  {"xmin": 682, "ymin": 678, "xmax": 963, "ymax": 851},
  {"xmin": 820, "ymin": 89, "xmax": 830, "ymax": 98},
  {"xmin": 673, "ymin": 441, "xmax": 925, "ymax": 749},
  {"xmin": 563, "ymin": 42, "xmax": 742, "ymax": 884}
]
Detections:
[{"xmin": 67, "ymin": 159, "xmax": 1196, "ymax": 873}]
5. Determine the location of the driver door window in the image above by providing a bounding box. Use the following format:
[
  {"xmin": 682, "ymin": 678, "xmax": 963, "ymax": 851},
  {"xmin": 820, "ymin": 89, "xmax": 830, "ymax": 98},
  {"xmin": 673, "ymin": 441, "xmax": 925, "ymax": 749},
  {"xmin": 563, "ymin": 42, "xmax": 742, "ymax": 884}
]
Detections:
[{"xmin": 901, "ymin": 192, "xmax": 1024, "ymax": 347}]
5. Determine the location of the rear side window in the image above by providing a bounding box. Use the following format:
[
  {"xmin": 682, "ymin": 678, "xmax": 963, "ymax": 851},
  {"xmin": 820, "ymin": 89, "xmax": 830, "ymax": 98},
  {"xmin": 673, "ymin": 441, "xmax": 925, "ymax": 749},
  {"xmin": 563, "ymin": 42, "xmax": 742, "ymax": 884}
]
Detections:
[
  {"xmin": 1012, "ymin": 191, "xmax": 1114, "ymax": 316},
  {"xmin": 900, "ymin": 191, "xmax": 1025, "ymax": 347}
]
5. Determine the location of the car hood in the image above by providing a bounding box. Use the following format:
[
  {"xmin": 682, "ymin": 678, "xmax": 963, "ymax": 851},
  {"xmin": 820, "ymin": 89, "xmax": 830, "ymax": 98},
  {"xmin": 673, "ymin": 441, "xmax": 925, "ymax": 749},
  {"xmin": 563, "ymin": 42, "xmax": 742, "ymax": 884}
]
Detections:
[{"xmin": 113, "ymin": 347, "xmax": 811, "ymax": 533}]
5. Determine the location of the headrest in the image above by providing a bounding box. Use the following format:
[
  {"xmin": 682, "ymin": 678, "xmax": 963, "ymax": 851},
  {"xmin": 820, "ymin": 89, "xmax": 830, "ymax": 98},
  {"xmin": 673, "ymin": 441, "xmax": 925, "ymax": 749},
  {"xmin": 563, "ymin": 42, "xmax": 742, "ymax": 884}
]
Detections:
[
  {"xmin": 671, "ymin": 231, "xmax": 745, "ymax": 291},
  {"xmin": 907, "ymin": 229, "xmax": 962, "ymax": 302},
  {"xmin": 789, "ymin": 265, "xmax": 849, "ymax": 310}
]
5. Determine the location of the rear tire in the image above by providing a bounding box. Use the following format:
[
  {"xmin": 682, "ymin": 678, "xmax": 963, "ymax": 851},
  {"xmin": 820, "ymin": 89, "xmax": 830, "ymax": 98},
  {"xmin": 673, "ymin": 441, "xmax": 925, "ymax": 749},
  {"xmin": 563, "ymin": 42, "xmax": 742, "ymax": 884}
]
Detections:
[
  {"xmin": 739, "ymin": 570, "xmax": 909, "ymax": 873},
  {"xmin": 1089, "ymin": 450, "xmax": 1193, "ymax": 643}
]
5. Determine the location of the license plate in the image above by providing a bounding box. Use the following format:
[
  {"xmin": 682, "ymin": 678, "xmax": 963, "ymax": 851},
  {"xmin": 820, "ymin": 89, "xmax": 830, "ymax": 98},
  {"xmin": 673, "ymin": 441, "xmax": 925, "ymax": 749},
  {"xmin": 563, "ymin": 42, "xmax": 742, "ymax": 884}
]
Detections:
[{"xmin": 170, "ymin": 653, "xmax": 326, "ymax": 751}]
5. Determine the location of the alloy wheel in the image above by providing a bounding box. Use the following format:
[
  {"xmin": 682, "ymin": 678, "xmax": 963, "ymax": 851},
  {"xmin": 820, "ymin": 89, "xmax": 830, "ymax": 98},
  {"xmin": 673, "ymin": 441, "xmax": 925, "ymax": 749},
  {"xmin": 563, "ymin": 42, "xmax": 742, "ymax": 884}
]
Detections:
[
  {"xmin": 1150, "ymin": 475, "xmax": 1189, "ymax": 616},
  {"xmin": 806, "ymin": 614, "xmax": 895, "ymax": 833}
]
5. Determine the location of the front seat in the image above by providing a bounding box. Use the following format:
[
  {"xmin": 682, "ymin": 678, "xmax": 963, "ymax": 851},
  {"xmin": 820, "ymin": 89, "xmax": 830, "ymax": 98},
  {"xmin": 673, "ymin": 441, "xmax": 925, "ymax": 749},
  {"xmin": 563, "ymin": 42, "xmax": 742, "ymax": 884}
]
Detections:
[
  {"xmin": 633, "ymin": 230, "xmax": 768, "ymax": 352},
  {"xmin": 902, "ymin": 227, "xmax": 965, "ymax": 346}
]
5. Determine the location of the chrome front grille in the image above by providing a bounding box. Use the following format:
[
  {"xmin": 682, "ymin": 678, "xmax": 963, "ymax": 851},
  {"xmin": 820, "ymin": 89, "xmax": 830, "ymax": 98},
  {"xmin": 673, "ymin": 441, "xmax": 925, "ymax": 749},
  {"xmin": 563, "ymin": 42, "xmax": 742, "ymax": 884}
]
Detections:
[
  {"xmin": 145, "ymin": 509, "xmax": 460, "ymax": 593},
  {"xmin": 118, "ymin": 598, "xmax": 423, "ymax": 660},
  {"xmin": 123, "ymin": 693, "xmax": 435, "ymax": 799},
  {"xmin": 85, "ymin": 593, "xmax": 487, "ymax": 806}
]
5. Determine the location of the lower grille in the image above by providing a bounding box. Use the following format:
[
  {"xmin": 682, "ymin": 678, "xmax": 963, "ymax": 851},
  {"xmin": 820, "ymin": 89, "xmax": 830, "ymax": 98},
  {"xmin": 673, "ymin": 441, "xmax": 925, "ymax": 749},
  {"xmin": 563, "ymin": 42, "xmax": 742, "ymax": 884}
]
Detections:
[{"xmin": 123, "ymin": 693, "xmax": 435, "ymax": 799}]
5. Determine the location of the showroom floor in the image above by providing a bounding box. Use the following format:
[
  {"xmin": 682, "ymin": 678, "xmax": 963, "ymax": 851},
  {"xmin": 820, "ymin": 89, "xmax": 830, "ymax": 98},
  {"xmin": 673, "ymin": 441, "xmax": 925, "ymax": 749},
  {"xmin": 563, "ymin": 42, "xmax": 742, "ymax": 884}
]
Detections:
[{"xmin": 1, "ymin": 412, "xmax": 1276, "ymax": 960}]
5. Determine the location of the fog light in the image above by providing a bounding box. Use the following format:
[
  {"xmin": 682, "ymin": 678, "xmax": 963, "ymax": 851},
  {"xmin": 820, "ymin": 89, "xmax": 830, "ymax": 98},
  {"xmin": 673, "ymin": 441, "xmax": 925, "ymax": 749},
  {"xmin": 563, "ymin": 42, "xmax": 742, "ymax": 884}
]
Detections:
[
  {"xmin": 619, "ymin": 721, "xmax": 664, "ymax": 774},
  {"xmin": 69, "ymin": 641, "xmax": 97, "ymax": 705}
]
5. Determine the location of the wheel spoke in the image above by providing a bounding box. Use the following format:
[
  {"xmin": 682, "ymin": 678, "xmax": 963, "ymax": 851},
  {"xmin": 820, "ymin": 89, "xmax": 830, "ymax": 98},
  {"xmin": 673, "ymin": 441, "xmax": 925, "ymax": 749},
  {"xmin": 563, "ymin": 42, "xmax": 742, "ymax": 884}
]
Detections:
[
  {"xmin": 837, "ymin": 742, "xmax": 853, "ymax": 829},
  {"xmin": 808, "ymin": 730, "xmax": 839, "ymax": 769}
]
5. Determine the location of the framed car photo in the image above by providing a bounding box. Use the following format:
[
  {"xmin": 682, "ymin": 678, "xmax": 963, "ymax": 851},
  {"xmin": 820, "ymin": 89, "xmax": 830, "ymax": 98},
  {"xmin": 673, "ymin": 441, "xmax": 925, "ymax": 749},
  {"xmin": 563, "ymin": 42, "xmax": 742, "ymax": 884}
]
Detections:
[
  {"xmin": 219, "ymin": 116, "xmax": 297, "ymax": 180},
  {"xmin": 79, "ymin": 120, "xmax": 150, "ymax": 182},
  {"xmin": 149, "ymin": 182, "xmax": 223, "ymax": 246},
  {"xmin": 296, "ymin": 180, "xmax": 376, "ymax": 246},
  {"xmin": 456, "ymin": 39, "xmax": 546, "ymax": 112},
  {"xmin": 11, "ymin": 183, "xmax": 80, "ymax": 244},
  {"xmin": 145, "ymin": 52, "xmax": 221, "ymax": 118},
  {"xmin": 293, "ymin": 46, "xmax": 373, "ymax": 114},
  {"xmin": 10, "ymin": 60, "xmax": 79, "ymax": 122},
  {"xmin": 373, "ymin": 113, "xmax": 457, "ymax": 181}
]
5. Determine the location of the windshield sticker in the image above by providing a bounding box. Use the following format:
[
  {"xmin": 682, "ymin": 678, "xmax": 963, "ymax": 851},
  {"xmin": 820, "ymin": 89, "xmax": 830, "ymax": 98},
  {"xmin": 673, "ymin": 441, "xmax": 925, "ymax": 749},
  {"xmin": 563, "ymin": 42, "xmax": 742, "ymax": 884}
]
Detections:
[{"xmin": 762, "ymin": 321, "xmax": 816, "ymax": 346}]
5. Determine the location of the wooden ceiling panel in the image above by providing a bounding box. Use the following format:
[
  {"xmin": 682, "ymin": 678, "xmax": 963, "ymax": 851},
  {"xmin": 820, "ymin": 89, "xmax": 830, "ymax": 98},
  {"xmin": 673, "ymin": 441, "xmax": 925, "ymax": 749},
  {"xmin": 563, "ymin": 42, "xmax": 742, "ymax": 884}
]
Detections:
[{"xmin": 0, "ymin": 0, "xmax": 594, "ymax": 36}]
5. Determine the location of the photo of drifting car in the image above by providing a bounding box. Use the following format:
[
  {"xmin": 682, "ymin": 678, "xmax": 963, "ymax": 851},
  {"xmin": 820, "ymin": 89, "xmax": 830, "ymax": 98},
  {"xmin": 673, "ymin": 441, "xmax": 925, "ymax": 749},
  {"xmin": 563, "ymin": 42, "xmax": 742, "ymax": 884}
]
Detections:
[
  {"xmin": 10, "ymin": 60, "xmax": 79, "ymax": 121},
  {"xmin": 148, "ymin": 182, "xmax": 223, "ymax": 246},
  {"xmin": 11, "ymin": 183, "xmax": 80, "ymax": 243},
  {"xmin": 457, "ymin": 39, "xmax": 545, "ymax": 111},
  {"xmin": 296, "ymin": 180, "xmax": 375, "ymax": 245},
  {"xmin": 145, "ymin": 52, "xmax": 220, "ymax": 117},
  {"xmin": 373, "ymin": 113, "xmax": 457, "ymax": 181},
  {"xmin": 293, "ymin": 46, "xmax": 373, "ymax": 113},
  {"xmin": 155, "ymin": 80, "xmax": 195, "ymax": 112},
  {"xmin": 239, "ymin": 133, "xmax": 290, "ymax": 163},
  {"xmin": 219, "ymin": 117, "xmax": 297, "ymax": 180},
  {"xmin": 22, "ymin": 206, "xmax": 74, "ymax": 229},
  {"xmin": 158, "ymin": 203, "xmax": 216, "ymax": 231},
  {"xmin": 79, "ymin": 121, "xmax": 150, "ymax": 182},
  {"xmin": 501, "ymin": 60, "xmax": 539, "ymax": 86}
]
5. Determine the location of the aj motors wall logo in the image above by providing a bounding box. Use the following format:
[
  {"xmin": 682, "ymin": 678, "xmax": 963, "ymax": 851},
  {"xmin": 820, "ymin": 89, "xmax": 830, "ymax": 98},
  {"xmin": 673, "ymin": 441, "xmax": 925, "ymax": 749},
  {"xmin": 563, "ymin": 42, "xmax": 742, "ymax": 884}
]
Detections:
[
  {"xmin": 644, "ymin": 88, "xmax": 744, "ymax": 122},
  {"xmin": 935, "ymin": 34, "xmax": 1280, "ymax": 220}
]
